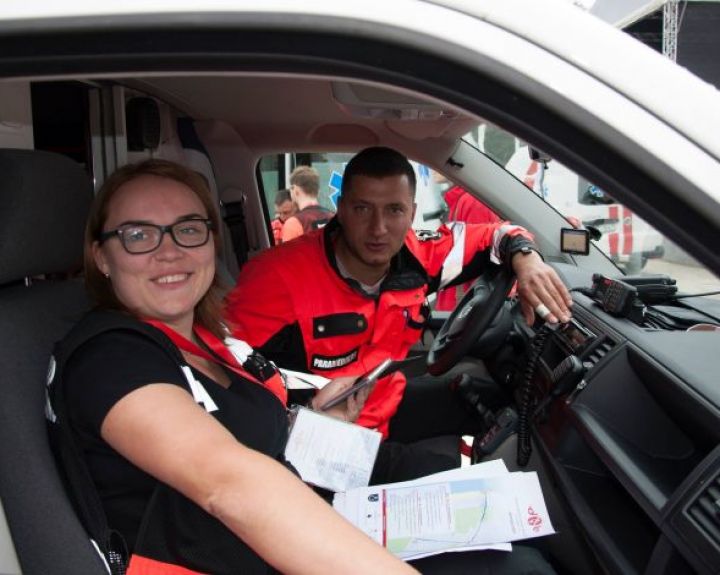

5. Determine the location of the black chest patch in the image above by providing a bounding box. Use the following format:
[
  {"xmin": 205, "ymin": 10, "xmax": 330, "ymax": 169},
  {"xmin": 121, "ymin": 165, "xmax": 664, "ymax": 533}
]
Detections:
[{"xmin": 313, "ymin": 312, "xmax": 367, "ymax": 339}]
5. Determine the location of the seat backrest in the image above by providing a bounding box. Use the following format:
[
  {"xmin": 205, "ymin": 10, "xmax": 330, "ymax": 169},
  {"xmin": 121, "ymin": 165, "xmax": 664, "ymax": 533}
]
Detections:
[{"xmin": 0, "ymin": 149, "xmax": 108, "ymax": 574}]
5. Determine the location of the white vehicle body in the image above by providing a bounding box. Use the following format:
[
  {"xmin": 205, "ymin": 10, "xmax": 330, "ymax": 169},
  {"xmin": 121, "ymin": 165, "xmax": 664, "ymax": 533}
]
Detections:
[{"xmin": 1, "ymin": 2, "xmax": 719, "ymax": 575}]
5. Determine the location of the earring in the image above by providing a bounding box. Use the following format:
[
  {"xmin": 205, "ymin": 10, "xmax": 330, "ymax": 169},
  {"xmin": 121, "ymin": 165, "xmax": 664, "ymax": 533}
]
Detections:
[{"xmin": 104, "ymin": 272, "xmax": 110, "ymax": 279}]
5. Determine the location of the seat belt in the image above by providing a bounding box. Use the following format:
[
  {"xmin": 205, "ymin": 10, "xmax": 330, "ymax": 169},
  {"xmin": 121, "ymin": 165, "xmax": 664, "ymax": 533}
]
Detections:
[
  {"xmin": 176, "ymin": 117, "xmax": 250, "ymax": 270},
  {"xmin": 222, "ymin": 199, "xmax": 250, "ymax": 268}
]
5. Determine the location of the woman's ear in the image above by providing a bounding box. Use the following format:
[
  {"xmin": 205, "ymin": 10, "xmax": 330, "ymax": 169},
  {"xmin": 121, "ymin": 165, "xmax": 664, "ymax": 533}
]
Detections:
[{"xmin": 92, "ymin": 241, "xmax": 110, "ymax": 277}]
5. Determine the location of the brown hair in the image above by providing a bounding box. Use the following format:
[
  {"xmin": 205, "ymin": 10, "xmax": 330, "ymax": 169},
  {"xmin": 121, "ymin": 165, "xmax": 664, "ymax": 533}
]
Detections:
[
  {"xmin": 274, "ymin": 188, "xmax": 292, "ymax": 206},
  {"xmin": 289, "ymin": 165, "xmax": 320, "ymax": 197},
  {"xmin": 84, "ymin": 159, "xmax": 228, "ymax": 339}
]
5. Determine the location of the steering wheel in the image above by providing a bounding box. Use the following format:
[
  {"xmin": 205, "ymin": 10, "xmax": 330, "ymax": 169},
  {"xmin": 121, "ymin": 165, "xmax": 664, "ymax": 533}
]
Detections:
[{"xmin": 427, "ymin": 266, "xmax": 516, "ymax": 376}]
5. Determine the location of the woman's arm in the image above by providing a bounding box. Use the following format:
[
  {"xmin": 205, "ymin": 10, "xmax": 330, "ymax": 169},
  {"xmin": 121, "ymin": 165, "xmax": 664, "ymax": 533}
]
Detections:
[{"xmin": 102, "ymin": 384, "xmax": 415, "ymax": 575}]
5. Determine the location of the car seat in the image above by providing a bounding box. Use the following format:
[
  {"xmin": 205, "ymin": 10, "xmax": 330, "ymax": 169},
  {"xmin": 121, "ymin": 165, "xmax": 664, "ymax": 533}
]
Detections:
[{"xmin": 0, "ymin": 149, "xmax": 108, "ymax": 574}]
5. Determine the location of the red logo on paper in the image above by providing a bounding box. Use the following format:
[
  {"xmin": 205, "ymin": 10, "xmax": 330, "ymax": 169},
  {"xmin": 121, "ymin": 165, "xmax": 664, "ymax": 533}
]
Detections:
[{"xmin": 527, "ymin": 506, "xmax": 543, "ymax": 532}]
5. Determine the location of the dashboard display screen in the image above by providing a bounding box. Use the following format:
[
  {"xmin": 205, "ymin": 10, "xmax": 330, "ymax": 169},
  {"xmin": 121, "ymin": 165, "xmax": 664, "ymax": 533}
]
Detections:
[{"xmin": 557, "ymin": 320, "xmax": 594, "ymax": 353}]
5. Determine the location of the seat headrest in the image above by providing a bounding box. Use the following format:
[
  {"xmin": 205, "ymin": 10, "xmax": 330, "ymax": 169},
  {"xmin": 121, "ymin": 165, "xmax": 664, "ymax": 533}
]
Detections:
[{"xmin": 0, "ymin": 149, "xmax": 93, "ymax": 285}]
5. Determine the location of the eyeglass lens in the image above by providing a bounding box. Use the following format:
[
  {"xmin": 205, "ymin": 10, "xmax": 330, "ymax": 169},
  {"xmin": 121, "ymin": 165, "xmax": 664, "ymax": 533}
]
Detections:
[{"xmin": 119, "ymin": 220, "xmax": 210, "ymax": 253}]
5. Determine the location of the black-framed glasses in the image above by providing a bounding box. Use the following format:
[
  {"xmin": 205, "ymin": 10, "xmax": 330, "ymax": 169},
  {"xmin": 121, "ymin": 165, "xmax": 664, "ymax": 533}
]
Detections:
[{"xmin": 98, "ymin": 218, "xmax": 214, "ymax": 254}]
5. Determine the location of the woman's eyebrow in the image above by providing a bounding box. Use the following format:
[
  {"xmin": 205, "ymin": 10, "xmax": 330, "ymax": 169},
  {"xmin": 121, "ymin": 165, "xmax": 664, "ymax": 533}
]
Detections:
[{"xmin": 115, "ymin": 213, "xmax": 207, "ymax": 226}]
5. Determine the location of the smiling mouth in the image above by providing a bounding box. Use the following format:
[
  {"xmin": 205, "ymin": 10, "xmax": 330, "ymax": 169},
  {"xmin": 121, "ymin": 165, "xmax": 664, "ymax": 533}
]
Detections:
[{"xmin": 154, "ymin": 273, "xmax": 190, "ymax": 284}]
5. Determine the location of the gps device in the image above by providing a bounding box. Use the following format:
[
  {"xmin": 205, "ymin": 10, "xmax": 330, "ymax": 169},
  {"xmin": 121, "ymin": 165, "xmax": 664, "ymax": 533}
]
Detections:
[{"xmin": 560, "ymin": 227, "xmax": 590, "ymax": 255}]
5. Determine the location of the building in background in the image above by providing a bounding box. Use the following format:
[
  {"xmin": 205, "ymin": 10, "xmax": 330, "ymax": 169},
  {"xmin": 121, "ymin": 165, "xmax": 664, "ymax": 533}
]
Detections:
[{"xmin": 587, "ymin": 0, "xmax": 719, "ymax": 88}]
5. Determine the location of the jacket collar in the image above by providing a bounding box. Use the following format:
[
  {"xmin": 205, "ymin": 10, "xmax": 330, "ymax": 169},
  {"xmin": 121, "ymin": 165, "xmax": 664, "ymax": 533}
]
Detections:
[{"xmin": 322, "ymin": 218, "xmax": 428, "ymax": 296}]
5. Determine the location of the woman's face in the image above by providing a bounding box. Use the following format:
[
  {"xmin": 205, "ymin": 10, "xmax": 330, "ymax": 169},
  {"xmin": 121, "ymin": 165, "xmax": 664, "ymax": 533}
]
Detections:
[{"xmin": 93, "ymin": 175, "xmax": 215, "ymax": 335}]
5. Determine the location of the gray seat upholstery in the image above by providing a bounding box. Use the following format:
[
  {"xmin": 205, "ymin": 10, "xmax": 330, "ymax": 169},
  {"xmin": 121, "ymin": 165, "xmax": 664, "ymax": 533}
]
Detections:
[{"xmin": 0, "ymin": 150, "xmax": 107, "ymax": 574}]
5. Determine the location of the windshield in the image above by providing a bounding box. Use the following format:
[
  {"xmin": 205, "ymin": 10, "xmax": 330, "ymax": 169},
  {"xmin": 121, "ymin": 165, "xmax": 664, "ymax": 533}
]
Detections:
[{"xmin": 463, "ymin": 124, "xmax": 720, "ymax": 299}]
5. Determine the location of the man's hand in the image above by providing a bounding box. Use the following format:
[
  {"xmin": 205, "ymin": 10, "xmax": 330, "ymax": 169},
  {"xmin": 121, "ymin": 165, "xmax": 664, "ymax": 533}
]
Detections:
[
  {"xmin": 512, "ymin": 251, "xmax": 573, "ymax": 325},
  {"xmin": 311, "ymin": 376, "xmax": 372, "ymax": 422}
]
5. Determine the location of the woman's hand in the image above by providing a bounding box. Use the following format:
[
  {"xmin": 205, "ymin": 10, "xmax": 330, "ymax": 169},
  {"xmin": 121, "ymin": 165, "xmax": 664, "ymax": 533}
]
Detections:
[{"xmin": 310, "ymin": 375, "xmax": 372, "ymax": 422}]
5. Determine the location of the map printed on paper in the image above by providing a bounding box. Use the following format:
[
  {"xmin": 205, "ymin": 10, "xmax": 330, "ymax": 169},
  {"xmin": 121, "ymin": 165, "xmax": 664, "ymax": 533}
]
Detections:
[{"xmin": 334, "ymin": 464, "xmax": 554, "ymax": 561}]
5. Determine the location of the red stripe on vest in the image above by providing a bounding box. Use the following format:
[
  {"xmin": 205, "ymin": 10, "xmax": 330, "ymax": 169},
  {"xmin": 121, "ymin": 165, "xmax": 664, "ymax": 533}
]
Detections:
[
  {"xmin": 127, "ymin": 554, "xmax": 207, "ymax": 575},
  {"xmin": 143, "ymin": 319, "xmax": 287, "ymax": 405}
]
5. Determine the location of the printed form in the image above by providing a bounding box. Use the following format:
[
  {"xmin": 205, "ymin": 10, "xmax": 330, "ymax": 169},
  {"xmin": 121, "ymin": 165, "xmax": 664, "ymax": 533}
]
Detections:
[{"xmin": 284, "ymin": 406, "xmax": 381, "ymax": 493}]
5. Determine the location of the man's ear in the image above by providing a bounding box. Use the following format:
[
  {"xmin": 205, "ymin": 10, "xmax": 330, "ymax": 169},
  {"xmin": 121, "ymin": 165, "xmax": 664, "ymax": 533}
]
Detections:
[
  {"xmin": 411, "ymin": 202, "xmax": 417, "ymax": 221},
  {"xmin": 92, "ymin": 241, "xmax": 110, "ymax": 277}
]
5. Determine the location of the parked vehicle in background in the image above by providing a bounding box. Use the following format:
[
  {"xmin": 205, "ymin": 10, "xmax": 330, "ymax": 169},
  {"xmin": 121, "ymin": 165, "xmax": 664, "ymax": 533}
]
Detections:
[{"xmin": 504, "ymin": 142, "xmax": 663, "ymax": 273}]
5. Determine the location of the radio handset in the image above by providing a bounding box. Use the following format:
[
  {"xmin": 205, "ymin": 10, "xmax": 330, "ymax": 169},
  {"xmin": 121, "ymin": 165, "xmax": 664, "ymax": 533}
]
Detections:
[
  {"xmin": 550, "ymin": 355, "xmax": 585, "ymax": 398},
  {"xmin": 532, "ymin": 355, "xmax": 586, "ymax": 419}
]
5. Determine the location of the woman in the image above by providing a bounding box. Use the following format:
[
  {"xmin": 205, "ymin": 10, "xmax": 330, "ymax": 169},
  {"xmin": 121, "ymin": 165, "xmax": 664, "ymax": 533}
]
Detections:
[{"xmin": 56, "ymin": 159, "xmax": 414, "ymax": 574}]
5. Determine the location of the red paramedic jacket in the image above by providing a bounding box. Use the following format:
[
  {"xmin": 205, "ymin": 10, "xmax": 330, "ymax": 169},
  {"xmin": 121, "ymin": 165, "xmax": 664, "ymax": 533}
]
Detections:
[{"xmin": 225, "ymin": 218, "xmax": 532, "ymax": 437}]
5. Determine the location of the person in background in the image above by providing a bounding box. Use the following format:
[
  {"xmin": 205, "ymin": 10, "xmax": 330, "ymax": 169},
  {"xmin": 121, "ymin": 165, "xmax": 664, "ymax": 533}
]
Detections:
[
  {"xmin": 52, "ymin": 159, "xmax": 414, "ymax": 575},
  {"xmin": 271, "ymin": 188, "xmax": 296, "ymax": 245},
  {"xmin": 281, "ymin": 165, "xmax": 335, "ymax": 242}
]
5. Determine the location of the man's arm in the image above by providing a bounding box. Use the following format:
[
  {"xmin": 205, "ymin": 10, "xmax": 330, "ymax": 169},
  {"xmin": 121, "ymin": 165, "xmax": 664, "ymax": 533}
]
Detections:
[
  {"xmin": 225, "ymin": 258, "xmax": 296, "ymax": 349},
  {"xmin": 415, "ymin": 221, "xmax": 572, "ymax": 324}
]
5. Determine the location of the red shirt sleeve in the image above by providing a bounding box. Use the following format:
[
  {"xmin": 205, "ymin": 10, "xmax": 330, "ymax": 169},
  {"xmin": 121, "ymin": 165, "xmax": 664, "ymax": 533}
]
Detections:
[
  {"xmin": 406, "ymin": 221, "xmax": 534, "ymax": 282},
  {"xmin": 280, "ymin": 217, "xmax": 303, "ymax": 243},
  {"xmin": 453, "ymin": 193, "xmax": 500, "ymax": 224}
]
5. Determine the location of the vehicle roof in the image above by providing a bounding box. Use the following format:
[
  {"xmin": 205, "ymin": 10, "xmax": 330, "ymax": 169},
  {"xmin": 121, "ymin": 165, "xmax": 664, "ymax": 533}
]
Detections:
[{"xmin": 1, "ymin": 0, "xmax": 719, "ymax": 161}]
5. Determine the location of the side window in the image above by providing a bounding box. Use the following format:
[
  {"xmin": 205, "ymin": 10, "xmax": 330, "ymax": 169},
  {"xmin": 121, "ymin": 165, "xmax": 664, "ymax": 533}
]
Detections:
[
  {"xmin": 31, "ymin": 81, "xmax": 94, "ymax": 176},
  {"xmin": 258, "ymin": 152, "xmax": 446, "ymax": 235},
  {"xmin": 258, "ymin": 154, "xmax": 286, "ymax": 210},
  {"xmin": 412, "ymin": 164, "xmax": 446, "ymax": 231}
]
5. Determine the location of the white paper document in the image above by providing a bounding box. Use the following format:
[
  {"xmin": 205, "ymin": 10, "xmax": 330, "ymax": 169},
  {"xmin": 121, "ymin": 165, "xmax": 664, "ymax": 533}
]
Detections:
[
  {"xmin": 333, "ymin": 461, "xmax": 554, "ymax": 561},
  {"xmin": 284, "ymin": 407, "xmax": 381, "ymax": 492}
]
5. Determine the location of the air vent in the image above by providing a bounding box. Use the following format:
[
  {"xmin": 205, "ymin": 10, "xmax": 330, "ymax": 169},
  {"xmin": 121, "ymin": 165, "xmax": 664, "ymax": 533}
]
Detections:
[
  {"xmin": 583, "ymin": 337, "xmax": 615, "ymax": 368},
  {"xmin": 686, "ymin": 473, "xmax": 720, "ymax": 547}
]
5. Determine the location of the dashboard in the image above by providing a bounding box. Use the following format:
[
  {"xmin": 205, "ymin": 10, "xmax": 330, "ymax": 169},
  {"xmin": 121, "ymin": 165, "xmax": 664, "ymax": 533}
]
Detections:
[{"xmin": 519, "ymin": 264, "xmax": 720, "ymax": 575}]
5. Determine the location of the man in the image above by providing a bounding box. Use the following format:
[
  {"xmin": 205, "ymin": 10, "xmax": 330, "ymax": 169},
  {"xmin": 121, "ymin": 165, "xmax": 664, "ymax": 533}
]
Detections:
[
  {"xmin": 226, "ymin": 147, "xmax": 572, "ymax": 444},
  {"xmin": 281, "ymin": 165, "xmax": 334, "ymax": 242},
  {"xmin": 270, "ymin": 188, "xmax": 296, "ymax": 245}
]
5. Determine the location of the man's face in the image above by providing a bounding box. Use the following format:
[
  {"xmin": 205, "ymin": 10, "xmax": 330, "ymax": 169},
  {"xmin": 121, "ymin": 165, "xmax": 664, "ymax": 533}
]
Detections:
[
  {"xmin": 337, "ymin": 174, "xmax": 416, "ymax": 280},
  {"xmin": 276, "ymin": 199, "xmax": 296, "ymax": 222}
]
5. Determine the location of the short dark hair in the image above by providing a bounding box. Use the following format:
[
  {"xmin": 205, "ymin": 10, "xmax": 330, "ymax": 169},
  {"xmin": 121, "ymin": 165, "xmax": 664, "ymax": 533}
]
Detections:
[
  {"xmin": 341, "ymin": 147, "xmax": 416, "ymax": 198},
  {"xmin": 274, "ymin": 188, "xmax": 292, "ymax": 206},
  {"xmin": 289, "ymin": 166, "xmax": 320, "ymax": 197},
  {"xmin": 84, "ymin": 159, "xmax": 228, "ymax": 339}
]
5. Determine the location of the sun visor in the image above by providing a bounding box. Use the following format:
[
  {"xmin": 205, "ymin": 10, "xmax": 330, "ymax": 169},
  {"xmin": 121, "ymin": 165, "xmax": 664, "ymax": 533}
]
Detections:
[{"xmin": 332, "ymin": 82, "xmax": 459, "ymax": 121}]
